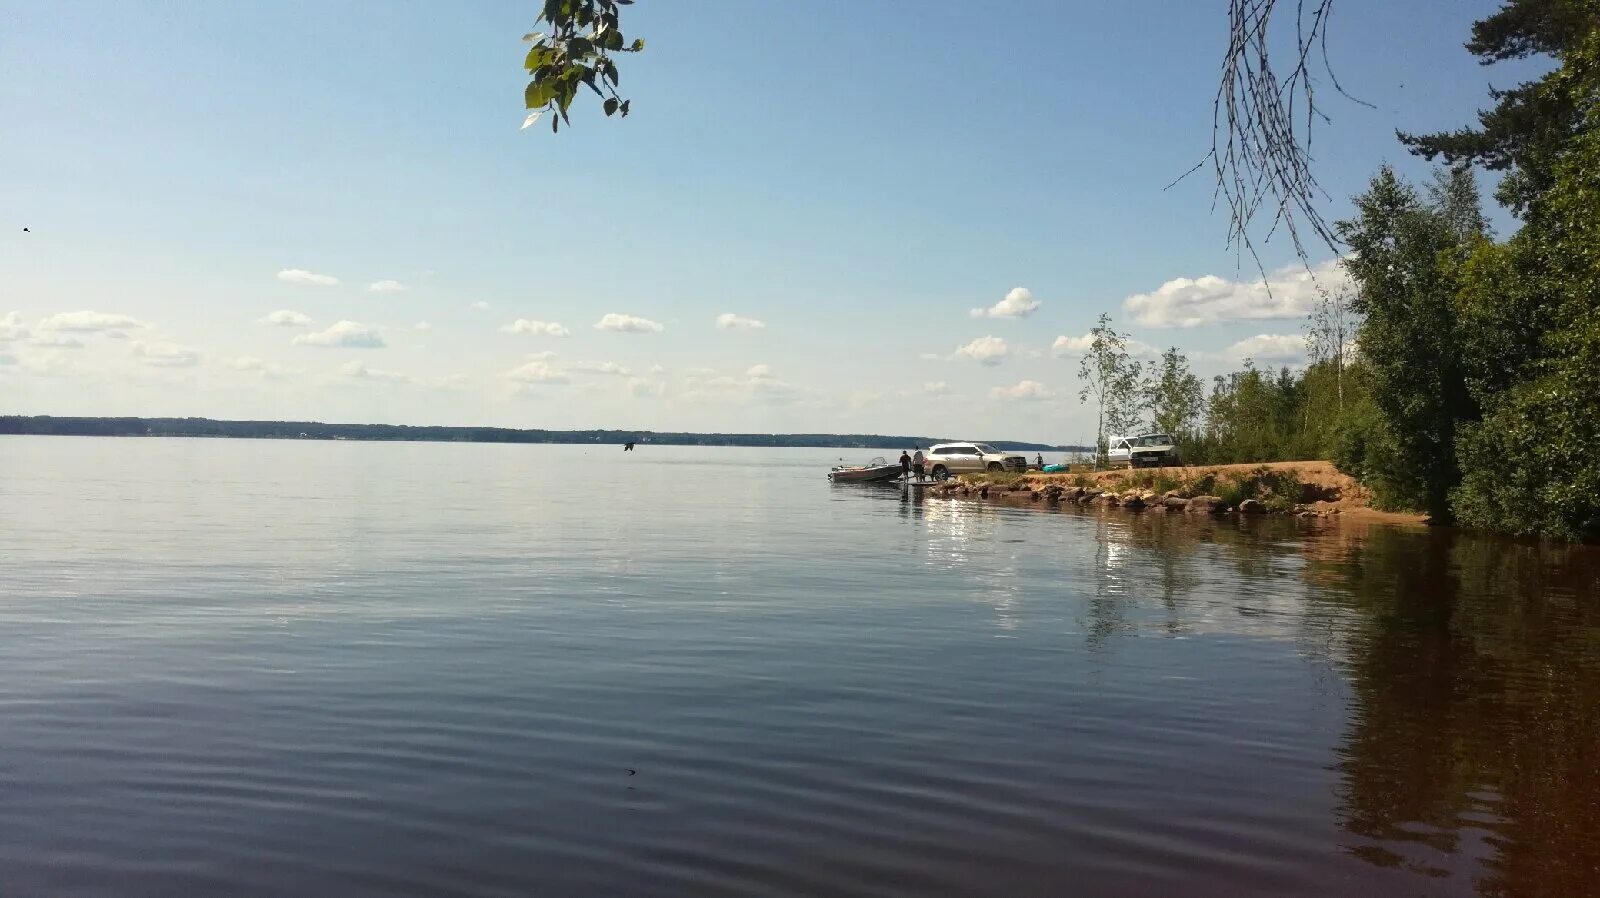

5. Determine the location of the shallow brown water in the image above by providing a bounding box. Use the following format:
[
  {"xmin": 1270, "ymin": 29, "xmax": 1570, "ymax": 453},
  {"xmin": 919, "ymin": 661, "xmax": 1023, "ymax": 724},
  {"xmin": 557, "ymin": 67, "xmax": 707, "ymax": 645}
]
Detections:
[{"xmin": 0, "ymin": 438, "xmax": 1597, "ymax": 896}]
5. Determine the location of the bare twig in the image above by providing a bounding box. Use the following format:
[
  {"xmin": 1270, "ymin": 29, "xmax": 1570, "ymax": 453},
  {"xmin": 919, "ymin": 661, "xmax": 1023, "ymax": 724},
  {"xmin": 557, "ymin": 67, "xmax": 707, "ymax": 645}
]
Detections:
[{"xmin": 1172, "ymin": 0, "xmax": 1371, "ymax": 279}]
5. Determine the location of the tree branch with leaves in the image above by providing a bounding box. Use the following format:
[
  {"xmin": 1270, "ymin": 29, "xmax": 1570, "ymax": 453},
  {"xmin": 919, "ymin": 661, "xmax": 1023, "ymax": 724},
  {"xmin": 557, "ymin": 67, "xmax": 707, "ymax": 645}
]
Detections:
[{"xmin": 522, "ymin": 0, "xmax": 645, "ymax": 133}]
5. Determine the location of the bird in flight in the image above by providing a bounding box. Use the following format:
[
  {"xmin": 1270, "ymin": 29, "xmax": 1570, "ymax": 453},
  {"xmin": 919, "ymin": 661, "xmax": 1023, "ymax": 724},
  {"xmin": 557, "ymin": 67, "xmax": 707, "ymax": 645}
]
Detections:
[{"xmin": 21, "ymin": 227, "xmax": 29, "ymax": 233}]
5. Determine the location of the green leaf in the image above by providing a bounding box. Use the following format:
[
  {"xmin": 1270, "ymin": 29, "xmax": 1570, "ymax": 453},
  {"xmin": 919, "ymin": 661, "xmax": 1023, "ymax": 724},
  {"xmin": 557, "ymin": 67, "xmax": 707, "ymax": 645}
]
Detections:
[
  {"xmin": 600, "ymin": 30, "xmax": 623, "ymax": 51},
  {"xmin": 525, "ymin": 79, "xmax": 557, "ymax": 109},
  {"xmin": 524, "ymin": 47, "xmax": 554, "ymax": 70},
  {"xmin": 604, "ymin": 98, "xmax": 618, "ymax": 117},
  {"xmin": 521, "ymin": 110, "xmax": 544, "ymax": 130},
  {"xmin": 629, "ymin": 38, "xmax": 645, "ymax": 51},
  {"xmin": 620, "ymin": 99, "xmax": 630, "ymax": 117}
]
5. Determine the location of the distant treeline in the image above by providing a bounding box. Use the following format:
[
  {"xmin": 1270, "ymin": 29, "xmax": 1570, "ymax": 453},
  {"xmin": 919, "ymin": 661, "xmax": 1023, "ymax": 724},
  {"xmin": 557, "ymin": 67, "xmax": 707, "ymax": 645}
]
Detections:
[{"xmin": 0, "ymin": 416, "xmax": 1079, "ymax": 453}]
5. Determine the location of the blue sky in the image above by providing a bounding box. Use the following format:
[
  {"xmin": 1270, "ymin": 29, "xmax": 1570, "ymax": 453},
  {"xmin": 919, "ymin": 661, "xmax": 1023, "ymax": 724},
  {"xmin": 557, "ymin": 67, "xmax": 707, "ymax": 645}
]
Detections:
[{"xmin": 1, "ymin": 1, "xmax": 1531, "ymax": 442}]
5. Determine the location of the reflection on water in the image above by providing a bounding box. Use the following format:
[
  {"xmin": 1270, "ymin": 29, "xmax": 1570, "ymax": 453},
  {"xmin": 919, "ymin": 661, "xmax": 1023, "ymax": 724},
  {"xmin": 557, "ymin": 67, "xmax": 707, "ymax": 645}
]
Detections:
[
  {"xmin": 1, "ymin": 438, "xmax": 1597, "ymax": 897},
  {"xmin": 1314, "ymin": 528, "xmax": 1600, "ymax": 896},
  {"xmin": 997, "ymin": 507, "xmax": 1600, "ymax": 896}
]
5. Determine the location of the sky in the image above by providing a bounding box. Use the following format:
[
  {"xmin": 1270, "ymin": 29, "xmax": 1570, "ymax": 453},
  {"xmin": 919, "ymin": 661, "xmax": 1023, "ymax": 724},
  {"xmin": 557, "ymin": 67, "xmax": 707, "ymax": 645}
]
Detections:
[{"xmin": 0, "ymin": 0, "xmax": 1537, "ymax": 443}]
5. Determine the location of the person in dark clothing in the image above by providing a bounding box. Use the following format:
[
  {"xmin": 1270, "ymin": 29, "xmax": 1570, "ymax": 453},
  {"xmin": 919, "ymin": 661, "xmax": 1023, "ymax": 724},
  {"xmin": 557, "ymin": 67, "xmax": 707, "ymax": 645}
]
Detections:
[{"xmin": 899, "ymin": 450, "xmax": 912, "ymax": 480}]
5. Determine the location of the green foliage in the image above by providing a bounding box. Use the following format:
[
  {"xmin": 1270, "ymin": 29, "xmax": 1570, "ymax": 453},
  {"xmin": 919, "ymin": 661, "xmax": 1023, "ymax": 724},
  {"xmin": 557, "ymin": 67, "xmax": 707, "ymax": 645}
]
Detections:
[
  {"xmin": 1128, "ymin": 470, "xmax": 1185, "ymax": 495},
  {"xmin": 1341, "ymin": 0, "xmax": 1600, "ymax": 539},
  {"xmin": 1143, "ymin": 347, "xmax": 1205, "ymax": 436},
  {"xmin": 1207, "ymin": 466, "xmax": 1303, "ymax": 510},
  {"xmin": 1452, "ymin": 17, "xmax": 1600, "ymax": 540},
  {"xmin": 523, "ymin": 0, "xmax": 644, "ymax": 133},
  {"xmin": 1336, "ymin": 165, "xmax": 1484, "ymax": 521},
  {"xmin": 1398, "ymin": 0, "xmax": 1589, "ymax": 213},
  {"xmin": 1076, "ymin": 313, "xmax": 1144, "ymax": 464}
]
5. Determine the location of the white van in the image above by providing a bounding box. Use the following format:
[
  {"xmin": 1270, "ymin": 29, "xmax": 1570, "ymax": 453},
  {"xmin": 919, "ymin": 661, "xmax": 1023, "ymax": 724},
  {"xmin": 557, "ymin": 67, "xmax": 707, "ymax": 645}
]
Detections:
[{"xmin": 1107, "ymin": 433, "xmax": 1181, "ymax": 468}]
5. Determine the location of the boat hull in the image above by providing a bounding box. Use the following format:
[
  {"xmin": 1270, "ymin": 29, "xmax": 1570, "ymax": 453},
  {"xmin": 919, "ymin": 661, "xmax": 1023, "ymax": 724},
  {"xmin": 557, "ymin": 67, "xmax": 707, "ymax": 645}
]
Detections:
[{"xmin": 828, "ymin": 465, "xmax": 903, "ymax": 483}]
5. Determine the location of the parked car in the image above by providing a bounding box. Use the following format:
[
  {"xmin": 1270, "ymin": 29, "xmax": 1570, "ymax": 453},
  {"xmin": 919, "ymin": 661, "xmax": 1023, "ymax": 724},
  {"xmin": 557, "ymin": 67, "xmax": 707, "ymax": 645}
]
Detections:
[
  {"xmin": 926, "ymin": 442, "xmax": 1029, "ymax": 480},
  {"xmin": 1107, "ymin": 433, "xmax": 1182, "ymax": 468}
]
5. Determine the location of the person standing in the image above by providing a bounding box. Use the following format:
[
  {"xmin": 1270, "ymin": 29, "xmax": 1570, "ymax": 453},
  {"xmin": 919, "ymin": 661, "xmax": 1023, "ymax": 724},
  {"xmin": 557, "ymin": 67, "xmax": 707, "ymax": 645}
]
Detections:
[
  {"xmin": 899, "ymin": 449, "xmax": 912, "ymax": 481},
  {"xmin": 912, "ymin": 447, "xmax": 927, "ymax": 481},
  {"xmin": 1036, "ymin": 452, "xmax": 1044, "ymax": 469}
]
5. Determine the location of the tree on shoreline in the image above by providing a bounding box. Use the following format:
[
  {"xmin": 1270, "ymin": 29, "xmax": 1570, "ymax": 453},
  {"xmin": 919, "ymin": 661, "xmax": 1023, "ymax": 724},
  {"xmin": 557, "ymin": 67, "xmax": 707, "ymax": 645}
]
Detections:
[
  {"xmin": 1076, "ymin": 315, "xmax": 1143, "ymax": 467},
  {"xmin": 1143, "ymin": 348, "xmax": 1205, "ymax": 437},
  {"xmin": 1306, "ymin": 287, "xmax": 1358, "ymax": 411}
]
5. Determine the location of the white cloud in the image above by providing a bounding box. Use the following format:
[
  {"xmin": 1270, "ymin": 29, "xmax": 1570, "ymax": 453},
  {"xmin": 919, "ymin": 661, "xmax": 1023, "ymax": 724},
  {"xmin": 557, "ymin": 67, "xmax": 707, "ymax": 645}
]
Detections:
[
  {"xmin": 990, "ymin": 379, "xmax": 1054, "ymax": 401},
  {"xmin": 1225, "ymin": 333, "xmax": 1307, "ymax": 362},
  {"xmin": 0, "ymin": 351, "xmax": 15, "ymax": 366},
  {"xmin": 570, "ymin": 360, "xmax": 632, "ymax": 376},
  {"xmin": 38, "ymin": 311, "xmax": 149, "ymax": 333},
  {"xmin": 132, "ymin": 340, "xmax": 201, "ymax": 368},
  {"xmin": 504, "ymin": 358, "xmax": 569, "ymax": 385},
  {"xmin": 293, "ymin": 320, "xmax": 385, "ymax": 348},
  {"xmin": 749, "ymin": 377, "xmax": 800, "ymax": 402},
  {"xmin": 681, "ymin": 368, "xmax": 805, "ymax": 405},
  {"xmin": 923, "ymin": 381, "xmax": 952, "ymax": 395},
  {"xmin": 1124, "ymin": 258, "xmax": 1346, "ymax": 328},
  {"xmin": 716, "ymin": 313, "xmax": 766, "ymax": 330},
  {"xmin": 227, "ymin": 356, "xmax": 293, "ymax": 378},
  {"xmin": 0, "ymin": 312, "xmax": 28, "ymax": 342},
  {"xmin": 338, "ymin": 360, "xmax": 412, "ymax": 383},
  {"xmin": 647, "ymin": 364, "xmax": 666, "ymax": 375},
  {"xmin": 848, "ymin": 389, "xmax": 884, "ymax": 409},
  {"xmin": 1051, "ymin": 333, "xmax": 1095, "ymax": 355},
  {"xmin": 1051, "ymin": 332, "xmax": 1158, "ymax": 358},
  {"xmin": 595, "ymin": 313, "xmax": 664, "ymax": 333},
  {"xmin": 28, "ymin": 334, "xmax": 84, "ymax": 349},
  {"xmin": 626, "ymin": 376, "xmax": 667, "ymax": 398},
  {"xmin": 470, "ymin": 301, "xmax": 492, "ymax": 311},
  {"xmin": 259, "ymin": 309, "xmax": 312, "ymax": 328},
  {"xmin": 951, "ymin": 335, "xmax": 1009, "ymax": 366},
  {"xmin": 368, "ymin": 280, "xmax": 406, "ymax": 293},
  {"xmin": 413, "ymin": 321, "xmax": 432, "ymax": 331},
  {"xmin": 277, "ymin": 268, "xmax": 339, "ymax": 286},
  {"xmin": 970, "ymin": 287, "xmax": 1040, "ymax": 319},
  {"xmin": 500, "ymin": 319, "xmax": 570, "ymax": 337}
]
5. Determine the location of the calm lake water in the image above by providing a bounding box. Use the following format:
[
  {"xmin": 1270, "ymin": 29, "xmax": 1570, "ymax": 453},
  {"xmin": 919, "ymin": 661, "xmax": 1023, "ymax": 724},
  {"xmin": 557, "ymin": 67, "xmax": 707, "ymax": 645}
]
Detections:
[{"xmin": 1, "ymin": 437, "xmax": 1597, "ymax": 897}]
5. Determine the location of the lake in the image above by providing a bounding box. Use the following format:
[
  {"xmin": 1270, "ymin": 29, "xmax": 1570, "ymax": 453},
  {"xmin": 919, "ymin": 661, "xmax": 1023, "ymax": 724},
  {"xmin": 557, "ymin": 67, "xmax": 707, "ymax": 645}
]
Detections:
[{"xmin": 1, "ymin": 437, "xmax": 1596, "ymax": 897}]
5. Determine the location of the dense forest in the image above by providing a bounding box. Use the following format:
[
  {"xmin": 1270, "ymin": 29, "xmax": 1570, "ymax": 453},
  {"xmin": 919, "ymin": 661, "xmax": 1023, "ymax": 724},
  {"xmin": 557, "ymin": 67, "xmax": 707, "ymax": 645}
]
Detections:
[
  {"xmin": 0, "ymin": 416, "xmax": 1075, "ymax": 453},
  {"xmin": 1072, "ymin": 0, "xmax": 1600, "ymax": 540}
]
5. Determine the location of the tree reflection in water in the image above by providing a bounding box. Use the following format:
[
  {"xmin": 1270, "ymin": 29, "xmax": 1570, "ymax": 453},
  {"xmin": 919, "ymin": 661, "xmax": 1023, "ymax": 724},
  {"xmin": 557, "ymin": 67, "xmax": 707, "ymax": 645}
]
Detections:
[
  {"xmin": 1059, "ymin": 508, "xmax": 1599, "ymax": 895},
  {"xmin": 1309, "ymin": 526, "xmax": 1600, "ymax": 896}
]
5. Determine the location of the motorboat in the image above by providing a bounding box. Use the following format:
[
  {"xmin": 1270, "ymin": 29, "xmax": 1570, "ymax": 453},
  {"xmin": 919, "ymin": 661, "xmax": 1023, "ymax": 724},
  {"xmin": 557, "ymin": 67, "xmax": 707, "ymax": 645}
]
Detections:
[{"xmin": 828, "ymin": 456, "xmax": 903, "ymax": 483}]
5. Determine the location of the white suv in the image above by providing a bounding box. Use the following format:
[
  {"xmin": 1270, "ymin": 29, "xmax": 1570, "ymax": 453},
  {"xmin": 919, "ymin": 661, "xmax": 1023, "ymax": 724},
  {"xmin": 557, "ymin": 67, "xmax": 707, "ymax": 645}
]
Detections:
[{"xmin": 926, "ymin": 442, "xmax": 1028, "ymax": 480}]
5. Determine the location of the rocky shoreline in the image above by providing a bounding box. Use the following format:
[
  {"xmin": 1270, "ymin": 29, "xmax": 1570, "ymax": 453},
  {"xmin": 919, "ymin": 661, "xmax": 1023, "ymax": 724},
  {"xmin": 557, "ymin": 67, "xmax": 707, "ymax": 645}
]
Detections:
[
  {"xmin": 924, "ymin": 479, "xmax": 1347, "ymax": 518},
  {"xmin": 917, "ymin": 461, "xmax": 1428, "ymax": 525}
]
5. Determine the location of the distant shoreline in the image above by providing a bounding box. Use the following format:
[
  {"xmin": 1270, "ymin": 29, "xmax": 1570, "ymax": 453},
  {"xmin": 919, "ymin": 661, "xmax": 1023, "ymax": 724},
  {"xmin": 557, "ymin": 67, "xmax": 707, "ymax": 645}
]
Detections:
[{"xmin": 0, "ymin": 416, "xmax": 1083, "ymax": 453}]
